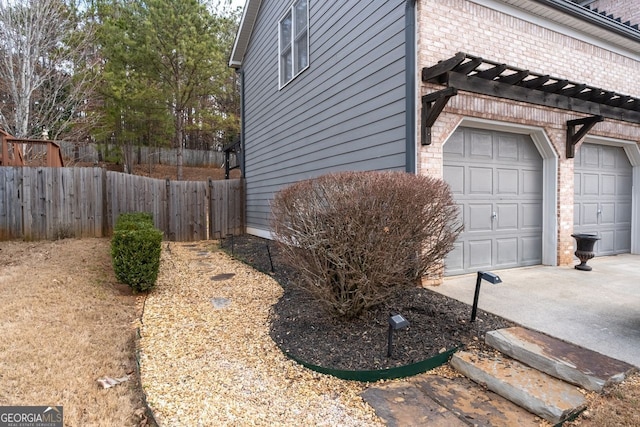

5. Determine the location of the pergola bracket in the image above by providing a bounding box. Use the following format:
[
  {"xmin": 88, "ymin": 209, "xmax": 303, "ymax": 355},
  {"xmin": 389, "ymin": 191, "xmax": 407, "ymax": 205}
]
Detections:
[
  {"xmin": 421, "ymin": 87, "xmax": 458, "ymax": 145},
  {"xmin": 566, "ymin": 115, "xmax": 604, "ymax": 158}
]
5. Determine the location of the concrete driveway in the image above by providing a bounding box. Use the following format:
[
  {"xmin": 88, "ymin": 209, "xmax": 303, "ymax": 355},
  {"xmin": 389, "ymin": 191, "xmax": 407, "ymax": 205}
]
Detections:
[{"xmin": 430, "ymin": 254, "xmax": 640, "ymax": 368}]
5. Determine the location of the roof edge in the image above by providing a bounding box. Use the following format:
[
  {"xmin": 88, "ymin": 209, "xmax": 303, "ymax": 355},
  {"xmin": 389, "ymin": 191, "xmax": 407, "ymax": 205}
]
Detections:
[
  {"xmin": 534, "ymin": 0, "xmax": 640, "ymax": 43},
  {"xmin": 229, "ymin": 0, "xmax": 262, "ymax": 68}
]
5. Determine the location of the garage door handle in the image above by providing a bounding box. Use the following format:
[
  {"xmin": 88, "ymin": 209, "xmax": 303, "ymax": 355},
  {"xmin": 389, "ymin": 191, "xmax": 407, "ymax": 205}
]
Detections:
[
  {"xmin": 491, "ymin": 211, "xmax": 497, "ymax": 220},
  {"xmin": 597, "ymin": 209, "xmax": 602, "ymax": 215}
]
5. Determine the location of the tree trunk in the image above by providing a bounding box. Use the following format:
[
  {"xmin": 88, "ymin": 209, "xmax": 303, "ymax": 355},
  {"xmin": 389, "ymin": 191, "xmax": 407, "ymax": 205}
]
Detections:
[{"xmin": 175, "ymin": 109, "xmax": 184, "ymax": 181}]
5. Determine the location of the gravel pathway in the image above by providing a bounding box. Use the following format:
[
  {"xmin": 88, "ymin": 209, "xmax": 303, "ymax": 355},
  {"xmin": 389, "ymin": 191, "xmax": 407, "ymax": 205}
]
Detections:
[{"xmin": 139, "ymin": 242, "xmax": 383, "ymax": 426}]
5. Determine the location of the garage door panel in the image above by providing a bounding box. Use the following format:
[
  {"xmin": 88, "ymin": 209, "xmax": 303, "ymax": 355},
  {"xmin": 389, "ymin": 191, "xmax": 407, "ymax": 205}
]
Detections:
[
  {"xmin": 574, "ymin": 173, "xmax": 582, "ymax": 194},
  {"xmin": 469, "ymin": 240, "xmax": 492, "ymax": 268},
  {"xmin": 574, "ymin": 203, "xmax": 580, "ymax": 223},
  {"xmin": 601, "ymin": 174, "xmax": 616, "ymax": 195},
  {"xmin": 522, "ymin": 203, "xmax": 542, "ymax": 228},
  {"xmin": 618, "ymin": 175, "xmax": 632, "ymax": 195},
  {"xmin": 497, "ymin": 136, "xmax": 519, "ymax": 161},
  {"xmin": 443, "ymin": 131, "xmax": 464, "ymax": 156},
  {"xmin": 468, "ymin": 204, "xmax": 493, "ymax": 231},
  {"xmin": 496, "ymin": 238, "xmax": 518, "ymax": 265},
  {"xmin": 616, "ymin": 202, "xmax": 632, "ymax": 223},
  {"xmin": 445, "ymin": 242, "xmax": 464, "ymax": 272},
  {"xmin": 522, "ymin": 140, "xmax": 541, "ymax": 161},
  {"xmin": 580, "ymin": 145, "xmax": 599, "ymax": 166},
  {"xmin": 521, "ymin": 236, "xmax": 542, "ymax": 264},
  {"xmin": 616, "ymin": 231, "xmax": 631, "ymax": 252},
  {"xmin": 602, "ymin": 150, "xmax": 615, "ymax": 168},
  {"xmin": 599, "ymin": 203, "xmax": 615, "ymax": 224},
  {"xmin": 469, "ymin": 131, "xmax": 493, "ymax": 158},
  {"xmin": 444, "ymin": 165, "xmax": 464, "ymax": 194},
  {"xmin": 454, "ymin": 202, "xmax": 465, "ymax": 224},
  {"xmin": 522, "ymin": 170, "xmax": 542, "ymax": 194},
  {"xmin": 582, "ymin": 174, "xmax": 599, "ymax": 195},
  {"xmin": 581, "ymin": 203, "xmax": 599, "ymax": 225},
  {"xmin": 598, "ymin": 231, "xmax": 615, "ymax": 253},
  {"xmin": 469, "ymin": 167, "xmax": 493, "ymax": 194},
  {"xmin": 497, "ymin": 168, "xmax": 518, "ymax": 194},
  {"xmin": 496, "ymin": 204, "xmax": 517, "ymax": 229}
]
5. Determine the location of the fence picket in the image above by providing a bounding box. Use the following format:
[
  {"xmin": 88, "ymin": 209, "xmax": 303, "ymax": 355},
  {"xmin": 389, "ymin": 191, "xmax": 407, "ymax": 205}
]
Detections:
[
  {"xmin": 0, "ymin": 166, "xmax": 243, "ymax": 241},
  {"xmin": 58, "ymin": 142, "xmax": 232, "ymax": 167}
]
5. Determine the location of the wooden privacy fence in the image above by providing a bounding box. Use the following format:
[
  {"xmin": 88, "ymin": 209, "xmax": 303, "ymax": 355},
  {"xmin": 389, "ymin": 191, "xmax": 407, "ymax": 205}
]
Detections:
[
  {"xmin": 57, "ymin": 142, "xmax": 232, "ymax": 167},
  {"xmin": 0, "ymin": 167, "xmax": 243, "ymax": 241}
]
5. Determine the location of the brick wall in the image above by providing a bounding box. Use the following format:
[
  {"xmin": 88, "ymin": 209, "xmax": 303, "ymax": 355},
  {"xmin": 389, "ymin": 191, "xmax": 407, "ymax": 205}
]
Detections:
[
  {"xmin": 416, "ymin": 0, "xmax": 640, "ymax": 268},
  {"xmin": 418, "ymin": 0, "xmax": 639, "ymax": 96}
]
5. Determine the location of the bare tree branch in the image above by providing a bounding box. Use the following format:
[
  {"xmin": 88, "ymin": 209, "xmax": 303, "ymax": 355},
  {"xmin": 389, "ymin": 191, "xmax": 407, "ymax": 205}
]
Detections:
[{"xmin": 0, "ymin": 0, "xmax": 99, "ymax": 140}]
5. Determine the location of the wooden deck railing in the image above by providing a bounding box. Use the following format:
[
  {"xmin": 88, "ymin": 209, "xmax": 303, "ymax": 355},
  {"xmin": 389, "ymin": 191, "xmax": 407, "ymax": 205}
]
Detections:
[{"xmin": 0, "ymin": 129, "xmax": 64, "ymax": 167}]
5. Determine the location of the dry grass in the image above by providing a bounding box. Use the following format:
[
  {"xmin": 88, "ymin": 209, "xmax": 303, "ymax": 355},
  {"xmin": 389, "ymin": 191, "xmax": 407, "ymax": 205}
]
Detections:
[
  {"xmin": 0, "ymin": 238, "xmax": 148, "ymax": 426},
  {"xmin": 567, "ymin": 371, "xmax": 640, "ymax": 427}
]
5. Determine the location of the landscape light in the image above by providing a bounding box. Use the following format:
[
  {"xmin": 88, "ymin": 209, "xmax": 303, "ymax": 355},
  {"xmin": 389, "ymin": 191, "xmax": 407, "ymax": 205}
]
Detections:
[
  {"xmin": 387, "ymin": 313, "xmax": 410, "ymax": 358},
  {"xmin": 470, "ymin": 271, "xmax": 502, "ymax": 322}
]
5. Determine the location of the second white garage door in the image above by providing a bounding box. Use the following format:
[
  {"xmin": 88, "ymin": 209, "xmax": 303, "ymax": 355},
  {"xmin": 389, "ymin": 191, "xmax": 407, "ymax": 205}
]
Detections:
[
  {"xmin": 574, "ymin": 143, "xmax": 632, "ymax": 256},
  {"xmin": 444, "ymin": 127, "xmax": 543, "ymax": 275}
]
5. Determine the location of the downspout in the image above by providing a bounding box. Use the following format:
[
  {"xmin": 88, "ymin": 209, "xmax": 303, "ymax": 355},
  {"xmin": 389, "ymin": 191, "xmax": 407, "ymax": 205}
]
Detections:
[
  {"xmin": 238, "ymin": 67, "xmax": 247, "ymax": 234},
  {"xmin": 239, "ymin": 68, "xmax": 246, "ymax": 177},
  {"xmin": 405, "ymin": 0, "xmax": 417, "ymax": 174}
]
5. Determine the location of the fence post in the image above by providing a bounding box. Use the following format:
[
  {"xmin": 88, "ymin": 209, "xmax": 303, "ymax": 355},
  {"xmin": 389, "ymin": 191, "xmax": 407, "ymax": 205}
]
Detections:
[
  {"xmin": 207, "ymin": 178, "xmax": 213, "ymax": 240},
  {"xmin": 102, "ymin": 168, "xmax": 108, "ymax": 236},
  {"xmin": 165, "ymin": 178, "xmax": 171, "ymax": 241}
]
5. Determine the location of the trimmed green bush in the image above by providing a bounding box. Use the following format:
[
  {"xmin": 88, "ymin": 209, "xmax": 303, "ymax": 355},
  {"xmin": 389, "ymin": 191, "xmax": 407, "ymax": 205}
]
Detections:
[
  {"xmin": 271, "ymin": 171, "xmax": 463, "ymax": 319},
  {"xmin": 115, "ymin": 212, "xmax": 154, "ymax": 229},
  {"xmin": 111, "ymin": 212, "xmax": 162, "ymax": 293}
]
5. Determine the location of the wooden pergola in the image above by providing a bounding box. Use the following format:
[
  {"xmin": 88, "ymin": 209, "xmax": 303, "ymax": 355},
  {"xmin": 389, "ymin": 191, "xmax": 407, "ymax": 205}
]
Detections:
[{"xmin": 421, "ymin": 52, "xmax": 640, "ymax": 157}]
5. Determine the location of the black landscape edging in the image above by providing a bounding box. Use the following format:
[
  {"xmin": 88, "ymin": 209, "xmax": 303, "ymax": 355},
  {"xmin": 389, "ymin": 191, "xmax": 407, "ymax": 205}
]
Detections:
[{"xmin": 282, "ymin": 346, "xmax": 460, "ymax": 382}]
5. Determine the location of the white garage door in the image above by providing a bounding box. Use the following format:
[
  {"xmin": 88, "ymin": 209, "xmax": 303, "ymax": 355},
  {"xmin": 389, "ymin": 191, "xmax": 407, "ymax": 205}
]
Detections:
[
  {"xmin": 444, "ymin": 127, "xmax": 543, "ymax": 275},
  {"xmin": 574, "ymin": 143, "xmax": 632, "ymax": 256}
]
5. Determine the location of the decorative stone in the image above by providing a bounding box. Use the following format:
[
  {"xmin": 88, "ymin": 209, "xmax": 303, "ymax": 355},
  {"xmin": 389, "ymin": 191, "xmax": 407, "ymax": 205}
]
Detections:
[
  {"xmin": 412, "ymin": 375, "xmax": 540, "ymax": 426},
  {"xmin": 361, "ymin": 382, "xmax": 467, "ymax": 427},
  {"xmin": 210, "ymin": 273, "xmax": 235, "ymax": 281},
  {"xmin": 211, "ymin": 297, "xmax": 231, "ymax": 309},
  {"xmin": 485, "ymin": 327, "xmax": 635, "ymax": 392},
  {"xmin": 451, "ymin": 351, "xmax": 586, "ymax": 424}
]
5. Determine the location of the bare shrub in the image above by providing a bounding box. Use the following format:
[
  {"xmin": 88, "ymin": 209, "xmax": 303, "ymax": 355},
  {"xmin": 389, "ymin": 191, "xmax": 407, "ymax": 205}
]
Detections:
[
  {"xmin": 52, "ymin": 224, "xmax": 75, "ymax": 240},
  {"xmin": 271, "ymin": 171, "xmax": 463, "ymax": 318}
]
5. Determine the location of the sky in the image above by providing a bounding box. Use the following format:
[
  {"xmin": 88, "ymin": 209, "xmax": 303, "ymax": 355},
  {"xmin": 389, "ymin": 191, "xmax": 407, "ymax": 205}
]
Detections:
[{"xmin": 230, "ymin": 0, "xmax": 246, "ymax": 11}]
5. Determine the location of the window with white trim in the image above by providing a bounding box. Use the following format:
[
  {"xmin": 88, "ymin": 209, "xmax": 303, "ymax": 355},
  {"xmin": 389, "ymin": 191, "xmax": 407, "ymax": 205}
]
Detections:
[{"xmin": 279, "ymin": 0, "xmax": 309, "ymax": 87}]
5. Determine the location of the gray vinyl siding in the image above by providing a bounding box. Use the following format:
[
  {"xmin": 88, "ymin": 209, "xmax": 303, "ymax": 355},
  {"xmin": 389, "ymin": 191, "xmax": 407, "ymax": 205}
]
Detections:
[{"xmin": 241, "ymin": 0, "xmax": 408, "ymax": 233}]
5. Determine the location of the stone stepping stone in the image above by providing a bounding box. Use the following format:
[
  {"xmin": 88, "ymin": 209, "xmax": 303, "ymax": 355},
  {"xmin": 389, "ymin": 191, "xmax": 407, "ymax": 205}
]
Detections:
[
  {"xmin": 210, "ymin": 273, "xmax": 235, "ymax": 281},
  {"xmin": 211, "ymin": 297, "xmax": 231, "ymax": 309},
  {"xmin": 361, "ymin": 381, "xmax": 467, "ymax": 427},
  {"xmin": 486, "ymin": 327, "xmax": 635, "ymax": 392},
  {"xmin": 411, "ymin": 375, "xmax": 541, "ymax": 426},
  {"xmin": 451, "ymin": 350, "xmax": 586, "ymax": 425}
]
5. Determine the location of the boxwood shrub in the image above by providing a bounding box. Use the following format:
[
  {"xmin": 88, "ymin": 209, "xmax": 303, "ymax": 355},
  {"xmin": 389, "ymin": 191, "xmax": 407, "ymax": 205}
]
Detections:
[{"xmin": 111, "ymin": 212, "xmax": 163, "ymax": 293}]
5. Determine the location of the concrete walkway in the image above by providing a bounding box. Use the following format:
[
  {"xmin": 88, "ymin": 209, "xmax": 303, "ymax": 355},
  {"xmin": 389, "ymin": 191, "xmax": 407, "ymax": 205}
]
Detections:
[{"xmin": 430, "ymin": 254, "xmax": 640, "ymax": 368}]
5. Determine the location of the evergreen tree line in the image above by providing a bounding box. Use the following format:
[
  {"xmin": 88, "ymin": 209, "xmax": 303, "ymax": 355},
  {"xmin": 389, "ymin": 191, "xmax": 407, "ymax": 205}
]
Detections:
[{"xmin": 0, "ymin": 0, "xmax": 241, "ymax": 179}]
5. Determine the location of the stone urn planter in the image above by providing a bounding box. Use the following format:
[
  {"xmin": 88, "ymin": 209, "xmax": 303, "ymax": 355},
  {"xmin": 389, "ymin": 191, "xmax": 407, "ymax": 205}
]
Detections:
[{"xmin": 571, "ymin": 233, "xmax": 600, "ymax": 271}]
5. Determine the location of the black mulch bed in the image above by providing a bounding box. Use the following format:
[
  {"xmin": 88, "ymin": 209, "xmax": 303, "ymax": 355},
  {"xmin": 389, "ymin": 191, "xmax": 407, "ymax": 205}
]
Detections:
[{"xmin": 220, "ymin": 234, "xmax": 517, "ymax": 371}]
